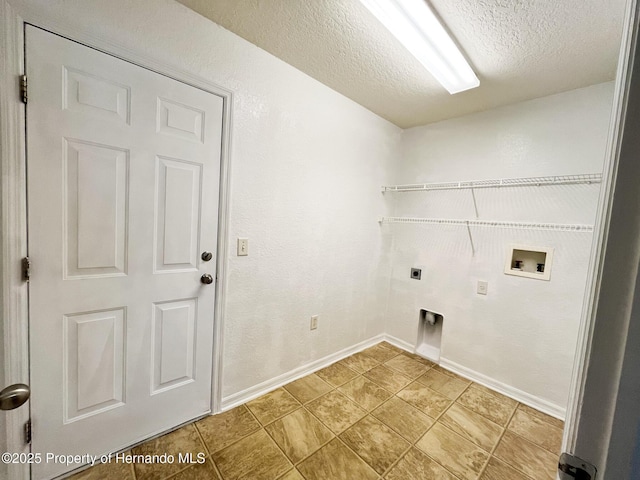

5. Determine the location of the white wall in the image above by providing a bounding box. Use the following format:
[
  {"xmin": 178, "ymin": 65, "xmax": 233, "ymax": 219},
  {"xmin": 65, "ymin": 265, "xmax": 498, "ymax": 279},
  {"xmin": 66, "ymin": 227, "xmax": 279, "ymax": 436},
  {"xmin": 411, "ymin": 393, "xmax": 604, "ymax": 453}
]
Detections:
[
  {"xmin": 387, "ymin": 83, "xmax": 615, "ymax": 415},
  {"xmin": 10, "ymin": 0, "xmax": 401, "ymax": 401}
]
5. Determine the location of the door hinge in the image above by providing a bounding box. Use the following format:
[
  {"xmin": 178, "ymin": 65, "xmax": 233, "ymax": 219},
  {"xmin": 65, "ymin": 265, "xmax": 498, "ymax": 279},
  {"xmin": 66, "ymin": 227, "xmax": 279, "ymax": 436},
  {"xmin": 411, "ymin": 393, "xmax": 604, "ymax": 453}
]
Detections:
[
  {"xmin": 24, "ymin": 420, "xmax": 31, "ymax": 445},
  {"xmin": 22, "ymin": 257, "xmax": 30, "ymax": 282},
  {"xmin": 20, "ymin": 75, "xmax": 27, "ymax": 104},
  {"xmin": 558, "ymin": 452, "xmax": 596, "ymax": 480}
]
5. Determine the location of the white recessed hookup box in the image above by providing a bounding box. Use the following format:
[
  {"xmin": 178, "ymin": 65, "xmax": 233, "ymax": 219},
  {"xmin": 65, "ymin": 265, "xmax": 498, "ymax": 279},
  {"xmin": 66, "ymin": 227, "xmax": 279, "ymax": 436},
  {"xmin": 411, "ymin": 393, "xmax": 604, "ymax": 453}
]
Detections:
[{"xmin": 504, "ymin": 244, "xmax": 554, "ymax": 281}]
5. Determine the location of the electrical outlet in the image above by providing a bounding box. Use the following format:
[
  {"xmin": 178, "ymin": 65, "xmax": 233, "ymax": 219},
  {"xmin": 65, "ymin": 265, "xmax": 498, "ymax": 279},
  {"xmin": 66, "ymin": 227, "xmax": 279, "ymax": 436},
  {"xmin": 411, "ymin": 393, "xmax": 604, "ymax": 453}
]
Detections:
[
  {"xmin": 237, "ymin": 238, "xmax": 248, "ymax": 256},
  {"xmin": 310, "ymin": 315, "xmax": 319, "ymax": 330},
  {"xmin": 477, "ymin": 280, "xmax": 488, "ymax": 295}
]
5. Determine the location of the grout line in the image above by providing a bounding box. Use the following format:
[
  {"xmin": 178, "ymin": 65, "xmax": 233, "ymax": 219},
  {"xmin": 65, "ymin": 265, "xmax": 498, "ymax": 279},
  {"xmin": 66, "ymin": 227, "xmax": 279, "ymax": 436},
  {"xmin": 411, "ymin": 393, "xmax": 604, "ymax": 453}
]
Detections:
[
  {"xmin": 407, "ymin": 378, "xmax": 473, "ymax": 479},
  {"xmin": 151, "ymin": 424, "xmax": 208, "ymax": 480},
  {"xmin": 508, "ymin": 428, "xmax": 564, "ymax": 455},
  {"xmin": 477, "ymin": 402, "xmax": 538, "ymax": 480},
  {"xmin": 242, "ymin": 406, "xmax": 305, "ymax": 477},
  {"xmin": 296, "ymin": 349, "xmax": 403, "ymax": 476},
  {"xmin": 192, "ymin": 420, "xmax": 225, "ymax": 480},
  {"xmin": 516, "ymin": 403, "xmax": 566, "ymax": 430},
  {"xmin": 198, "ymin": 405, "xmax": 263, "ymax": 456},
  {"xmin": 255, "ymin": 380, "xmax": 339, "ymax": 470},
  {"xmin": 379, "ymin": 441, "xmax": 413, "ymax": 478},
  {"xmin": 332, "ymin": 436, "xmax": 381, "ymax": 478},
  {"xmin": 252, "ymin": 425, "xmax": 295, "ymax": 474},
  {"xmin": 247, "ymin": 391, "xmax": 304, "ymax": 427}
]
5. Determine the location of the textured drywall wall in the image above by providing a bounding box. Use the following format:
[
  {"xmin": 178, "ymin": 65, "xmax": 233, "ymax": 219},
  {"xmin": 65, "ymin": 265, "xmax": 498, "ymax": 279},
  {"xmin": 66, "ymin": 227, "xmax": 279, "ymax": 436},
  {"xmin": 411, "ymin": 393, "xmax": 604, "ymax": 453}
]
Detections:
[
  {"xmin": 10, "ymin": 0, "xmax": 401, "ymax": 399},
  {"xmin": 387, "ymin": 82, "xmax": 615, "ymax": 412}
]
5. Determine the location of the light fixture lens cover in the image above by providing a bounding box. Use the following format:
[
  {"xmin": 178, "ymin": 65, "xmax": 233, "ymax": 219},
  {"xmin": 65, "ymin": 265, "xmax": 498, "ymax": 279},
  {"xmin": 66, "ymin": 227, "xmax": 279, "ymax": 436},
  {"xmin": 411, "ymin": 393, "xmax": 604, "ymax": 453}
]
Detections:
[{"xmin": 359, "ymin": 0, "xmax": 479, "ymax": 94}]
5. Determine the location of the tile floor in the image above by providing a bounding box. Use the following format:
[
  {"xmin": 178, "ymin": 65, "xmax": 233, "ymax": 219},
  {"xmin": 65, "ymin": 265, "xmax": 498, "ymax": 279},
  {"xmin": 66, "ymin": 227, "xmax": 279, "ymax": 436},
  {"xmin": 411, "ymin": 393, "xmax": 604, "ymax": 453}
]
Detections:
[{"xmin": 69, "ymin": 342, "xmax": 563, "ymax": 480}]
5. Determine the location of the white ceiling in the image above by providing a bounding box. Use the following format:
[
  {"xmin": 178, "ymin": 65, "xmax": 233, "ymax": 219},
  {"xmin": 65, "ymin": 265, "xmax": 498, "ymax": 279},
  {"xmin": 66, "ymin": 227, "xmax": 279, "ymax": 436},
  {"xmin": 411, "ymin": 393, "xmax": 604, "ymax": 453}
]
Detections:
[{"xmin": 176, "ymin": 0, "xmax": 626, "ymax": 129}]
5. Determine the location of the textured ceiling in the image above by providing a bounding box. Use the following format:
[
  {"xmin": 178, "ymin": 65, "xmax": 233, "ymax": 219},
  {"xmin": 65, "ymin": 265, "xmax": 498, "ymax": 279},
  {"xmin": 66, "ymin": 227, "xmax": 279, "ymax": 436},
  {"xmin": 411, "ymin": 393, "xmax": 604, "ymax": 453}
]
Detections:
[{"xmin": 176, "ymin": 0, "xmax": 626, "ymax": 128}]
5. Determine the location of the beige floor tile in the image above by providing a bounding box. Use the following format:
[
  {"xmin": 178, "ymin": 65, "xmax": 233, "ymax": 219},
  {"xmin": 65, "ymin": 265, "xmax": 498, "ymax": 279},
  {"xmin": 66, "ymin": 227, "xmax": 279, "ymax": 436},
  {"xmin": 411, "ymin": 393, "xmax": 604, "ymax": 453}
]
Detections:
[
  {"xmin": 340, "ymin": 352, "xmax": 380, "ymax": 373},
  {"xmin": 169, "ymin": 458, "xmax": 221, "ymax": 480},
  {"xmin": 246, "ymin": 388, "xmax": 301, "ymax": 425},
  {"xmin": 338, "ymin": 376, "xmax": 393, "ymax": 410},
  {"xmin": 284, "ymin": 374, "xmax": 333, "ymax": 404},
  {"xmin": 371, "ymin": 397, "xmax": 434, "ymax": 442},
  {"xmin": 415, "ymin": 369, "xmax": 452, "ymax": 389},
  {"xmin": 517, "ymin": 403, "xmax": 565, "ymax": 429},
  {"xmin": 379, "ymin": 342, "xmax": 404, "ymax": 354},
  {"xmin": 265, "ymin": 408, "xmax": 334, "ymax": 463},
  {"xmin": 306, "ymin": 390, "xmax": 367, "ymax": 434},
  {"xmin": 133, "ymin": 425, "xmax": 206, "ymax": 480},
  {"xmin": 384, "ymin": 355, "xmax": 430, "ymax": 379},
  {"xmin": 364, "ymin": 364, "xmax": 413, "ymax": 393},
  {"xmin": 456, "ymin": 385, "xmax": 517, "ymax": 426},
  {"xmin": 508, "ymin": 408, "xmax": 563, "ymax": 454},
  {"xmin": 400, "ymin": 351, "xmax": 436, "ymax": 366},
  {"xmin": 439, "ymin": 403, "xmax": 504, "ymax": 451},
  {"xmin": 385, "ymin": 447, "xmax": 458, "ymax": 480},
  {"xmin": 212, "ymin": 429, "xmax": 291, "ymax": 480},
  {"xmin": 297, "ymin": 438, "xmax": 378, "ymax": 480},
  {"xmin": 438, "ymin": 378, "xmax": 471, "ymax": 399},
  {"xmin": 67, "ymin": 454, "xmax": 135, "ymax": 480},
  {"xmin": 471, "ymin": 384, "xmax": 519, "ymax": 404},
  {"xmin": 429, "ymin": 365, "xmax": 460, "ymax": 377},
  {"xmin": 416, "ymin": 423, "xmax": 489, "ymax": 480},
  {"xmin": 361, "ymin": 343, "xmax": 400, "ymax": 363},
  {"xmin": 416, "ymin": 369, "xmax": 470, "ymax": 399},
  {"xmin": 396, "ymin": 382, "xmax": 452, "ymax": 418},
  {"xmin": 315, "ymin": 362, "xmax": 359, "ymax": 387},
  {"xmin": 493, "ymin": 431, "xmax": 557, "ymax": 480},
  {"xmin": 340, "ymin": 416, "xmax": 410, "ymax": 475},
  {"xmin": 196, "ymin": 405, "xmax": 260, "ymax": 453},
  {"xmin": 480, "ymin": 456, "xmax": 533, "ymax": 480},
  {"xmin": 278, "ymin": 468, "xmax": 305, "ymax": 480}
]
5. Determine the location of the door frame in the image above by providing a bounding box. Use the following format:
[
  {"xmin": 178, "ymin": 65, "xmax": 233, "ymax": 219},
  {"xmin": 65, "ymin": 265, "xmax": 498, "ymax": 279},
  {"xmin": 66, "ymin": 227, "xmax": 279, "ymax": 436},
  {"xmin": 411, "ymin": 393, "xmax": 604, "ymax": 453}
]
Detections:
[
  {"xmin": 563, "ymin": 0, "xmax": 640, "ymax": 476},
  {"xmin": 562, "ymin": 0, "xmax": 637, "ymax": 450},
  {"xmin": 0, "ymin": 2, "xmax": 233, "ymax": 477}
]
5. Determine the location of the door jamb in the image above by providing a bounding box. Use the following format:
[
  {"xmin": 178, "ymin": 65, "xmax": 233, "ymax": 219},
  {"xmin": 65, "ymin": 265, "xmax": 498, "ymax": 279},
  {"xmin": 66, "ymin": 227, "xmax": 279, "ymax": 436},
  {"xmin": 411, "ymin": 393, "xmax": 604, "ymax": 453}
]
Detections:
[
  {"xmin": 0, "ymin": 2, "xmax": 30, "ymax": 479},
  {"xmin": 0, "ymin": 3, "xmax": 233, "ymax": 477},
  {"xmin": 562, "ymin": 0, "xmax": 638, "ymax": 458}
]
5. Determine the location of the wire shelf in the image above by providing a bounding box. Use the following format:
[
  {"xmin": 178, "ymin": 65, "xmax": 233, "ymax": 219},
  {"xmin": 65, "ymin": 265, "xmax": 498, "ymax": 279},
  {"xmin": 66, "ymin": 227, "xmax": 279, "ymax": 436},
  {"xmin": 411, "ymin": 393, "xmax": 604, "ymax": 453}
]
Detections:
[
  {"xmin": 381, "ymin": 173, "xmax": 602, "ymax": 193},
  {"xmin": 379, "ymin": 217, "xmax": 594, "ymax": 232}
]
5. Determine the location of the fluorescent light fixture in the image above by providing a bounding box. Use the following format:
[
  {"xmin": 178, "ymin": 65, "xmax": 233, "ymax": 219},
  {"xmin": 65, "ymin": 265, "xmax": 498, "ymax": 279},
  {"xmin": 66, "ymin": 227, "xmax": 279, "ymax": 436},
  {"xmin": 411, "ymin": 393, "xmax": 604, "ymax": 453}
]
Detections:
[{"xmin": 359, "ymin": 0, "xmax": 479, "ymax": 94}]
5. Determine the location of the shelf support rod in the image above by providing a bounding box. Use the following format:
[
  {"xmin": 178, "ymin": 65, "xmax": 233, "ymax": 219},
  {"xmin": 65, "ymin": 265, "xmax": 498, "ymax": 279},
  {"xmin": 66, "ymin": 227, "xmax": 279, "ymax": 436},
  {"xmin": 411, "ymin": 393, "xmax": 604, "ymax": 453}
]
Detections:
[
  {"xmin": 465, "ymin": 221, "xmax": 476, "ymax": 256},
  {"xmin": 470, "ymin": 188, "xmax": 479, "ymax": 219}
]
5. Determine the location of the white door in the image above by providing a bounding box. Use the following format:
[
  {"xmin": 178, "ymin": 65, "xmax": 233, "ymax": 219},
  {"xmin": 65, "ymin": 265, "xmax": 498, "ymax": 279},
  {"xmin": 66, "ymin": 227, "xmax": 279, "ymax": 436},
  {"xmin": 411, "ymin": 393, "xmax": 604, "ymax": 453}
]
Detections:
[{"xmin": 26, "ymin": 25, "xmax": 223, "ymax": 479}]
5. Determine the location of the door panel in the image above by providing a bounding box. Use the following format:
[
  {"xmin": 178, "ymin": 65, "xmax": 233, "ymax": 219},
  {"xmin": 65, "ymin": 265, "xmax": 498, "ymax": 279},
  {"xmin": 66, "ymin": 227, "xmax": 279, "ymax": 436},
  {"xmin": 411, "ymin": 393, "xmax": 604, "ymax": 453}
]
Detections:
[
  {"xmin": 151, "ymin": 298, "xmax": 197, "ymax": 393},
  {"xmin": 155, "ymin": 156, "xmax": 202, "ymax": 271},
  {"xmin": 64, "ymin": 308, "xmax": 126, "ymax": 421},
  {"xmin": 26, "ymin": 26, "xmax": 223, "ymax": 479},
  {"xmin": 64, "ymin": 139, "xmax": 129, "ymax": 278}
]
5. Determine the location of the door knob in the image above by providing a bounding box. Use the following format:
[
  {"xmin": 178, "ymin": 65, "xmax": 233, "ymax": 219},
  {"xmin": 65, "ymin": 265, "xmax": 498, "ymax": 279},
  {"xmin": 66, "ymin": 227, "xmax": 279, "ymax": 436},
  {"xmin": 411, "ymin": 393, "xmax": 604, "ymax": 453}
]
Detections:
[
  {"xmin": 0, "ymin": 383, "xmax": 30, "ymax": 410},
  {"xmin": 201, "ymin": 274, "xmax": 214, "ymax": 285},
  {"xmin": 201, "ymin": 251, "xmax": 213, "ymax": 262}
]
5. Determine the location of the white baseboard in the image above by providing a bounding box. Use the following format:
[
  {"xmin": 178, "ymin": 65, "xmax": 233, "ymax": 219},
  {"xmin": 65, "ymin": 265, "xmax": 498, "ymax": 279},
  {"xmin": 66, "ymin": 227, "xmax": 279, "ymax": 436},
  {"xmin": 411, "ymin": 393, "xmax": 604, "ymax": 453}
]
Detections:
[
  {"xmin": 220, "ymin": 332, "xmax": 565, "ymax": 421},
  {"xmin": 220, "ymin": 334, "xmax": 386, "ymax": 411},
  {"xmin": 439, "ymin": 357, "xmax": 566, "ymax": 421}
]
